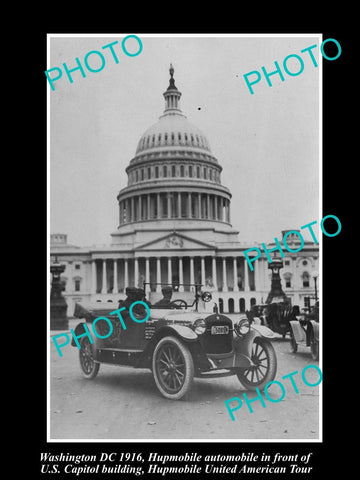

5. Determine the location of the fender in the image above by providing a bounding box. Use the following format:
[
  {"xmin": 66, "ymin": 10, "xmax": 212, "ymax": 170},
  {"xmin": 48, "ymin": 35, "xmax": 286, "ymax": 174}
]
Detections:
[
  {"xmin": 289, "ymin": 320, "xmax": 307, "ymax": 343},
  {"xmin": 251, "ymin": 324, "xmax": 277, "ymax": 339},
  {"xmin": 71, "ymin": 322, "xmax": 88, "ymax": 347},
  {"xmin": 309, "ymin": 320, "xmax": 319, "ymax": 342},
  {"xmin": 154, "ymin": 324, "xmax": 198, "ymax": 342}
]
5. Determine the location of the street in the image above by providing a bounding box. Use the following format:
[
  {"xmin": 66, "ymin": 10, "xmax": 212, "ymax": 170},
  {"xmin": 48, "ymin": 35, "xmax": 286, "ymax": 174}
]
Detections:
[{"xmin": 49, "ymin": 320, "xmax": 320, "ymax": 441}]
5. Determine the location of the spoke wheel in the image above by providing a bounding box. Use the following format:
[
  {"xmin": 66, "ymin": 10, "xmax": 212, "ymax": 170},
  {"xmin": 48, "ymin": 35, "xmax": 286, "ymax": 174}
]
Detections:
[
  {"xmin": 79, "ymin": 337, "xmax": 100, "ymax": 379},
  {"xmin": 152, "ymin": 336, "xmax": 194, "ymax": 400},
  {"xmin": 236, "ymin": 337, "xmax": 277, "ymax": 391}
]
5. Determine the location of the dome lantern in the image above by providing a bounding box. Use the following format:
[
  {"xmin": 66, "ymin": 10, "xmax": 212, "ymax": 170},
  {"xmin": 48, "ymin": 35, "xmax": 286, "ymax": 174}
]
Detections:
[{"xmin": 163, "ymin": 64, "xmax": 182, "ymax": 114}]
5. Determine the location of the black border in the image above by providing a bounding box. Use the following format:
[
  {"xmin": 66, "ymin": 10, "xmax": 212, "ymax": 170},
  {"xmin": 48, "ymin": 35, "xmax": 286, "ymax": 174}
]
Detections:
[{"xmin": 33, "ymin": 24, "xmax": 350, "ymax": 479}]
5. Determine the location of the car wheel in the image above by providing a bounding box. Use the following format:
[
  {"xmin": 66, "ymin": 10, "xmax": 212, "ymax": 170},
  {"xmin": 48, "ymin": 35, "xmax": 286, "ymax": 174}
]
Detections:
[
  {"xmin": 310, "ymin": 332, "xmax": 319, "ymax": 360},
  {"xmin": 236, "ymin": 337, "xmax": 277, "ymax": 391},
  {"xmin": 152, "ymin": 336, "xmax": 194, "ymax": 400},
  {"xmin": 290, "ymin": 332, "xmax": 298, "ymax": 353},
  {"xmin": 79, "ymin": 337, "xmax": 100, "ymax": 379}
]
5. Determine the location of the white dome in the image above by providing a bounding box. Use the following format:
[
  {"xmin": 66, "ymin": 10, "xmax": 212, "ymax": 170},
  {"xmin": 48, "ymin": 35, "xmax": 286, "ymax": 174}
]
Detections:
[{"xmin": 136, "ymin": 112, "xmax": 211, "ymax": 155}]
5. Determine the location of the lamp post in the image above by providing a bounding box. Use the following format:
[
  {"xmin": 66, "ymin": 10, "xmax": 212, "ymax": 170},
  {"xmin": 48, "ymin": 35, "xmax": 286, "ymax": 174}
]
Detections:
[
  {"xmin": 50, "ymin": 256, "xmax": 68, "ymax": 330},
  {"xmin": 265, "ymin": 252, "xmax": 289, "ymax": 304},
  {"xmin": 311, "ymin": 270, "xmax": 319, "ymax": 302}
]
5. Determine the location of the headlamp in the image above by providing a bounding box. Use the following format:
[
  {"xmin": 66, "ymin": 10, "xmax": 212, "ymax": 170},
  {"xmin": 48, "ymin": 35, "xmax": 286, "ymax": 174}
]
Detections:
[
  {"xmin": 234, "ymin": 318, "xmax": 250, "ymax": 337},
  {"xmin": 193, "ymin": 318, "xmax": 206, "ymax": 335}
]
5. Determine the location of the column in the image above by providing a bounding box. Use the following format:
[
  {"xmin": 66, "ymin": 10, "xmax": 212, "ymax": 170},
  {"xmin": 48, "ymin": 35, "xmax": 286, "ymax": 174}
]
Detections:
[
  {"xmin": 233, "ymin": 257, "xmax": 239, "ymax": 292},
  {"xmin": 125, "ymin": 199, "xmax": 129, "ymax": 223},
  {"xmin": 222, "ymin": 257, "xmax": 228, "ymax": 292},
  {"xmin": 167, "ymin": 193, "xmax": 171, "ymax": 218},
  {"xmin": 138, "ymin": 195, "xmax": 142, "ymax": 220},
  {"xmin": 207, "ymin": 194, "xmax": 210, "ymax": 219},
  {"xmin": 188, "ymin": 192, "xmax": 191, "ymax": 218},
  {"xmin": 145, "ymin": 257, "xmax": 150, "ymax": 294},
  {"xmin": 177, "ymin": 192, "xmax": 181, "ymax": 217},
  {"xmin": 147, "ymin": 194, "xmax": 151, "ymax": 220},
  {"xmin": 157, "ymin": 193, "xmax": 161, "ymax": 219},
  {"xmin": 124, "ymin": 258, "xmax": 129, "ymax": 290},
  {"xmin": 214, "ymin": 196, "xmax": 218, "ymax": 220},
  {"xmin": 131, "ymin": 197, "xmax": 134, "ymax": 222},
  {"xmin": 190, "ymin": 256, "xmax": 195, "ymax": 291},
  {"xmin": 113, "ymin": 259, "xmax": 118, "ymax": 294},
  {"xmin": 168, "ymin": 257, "xmax": 172, "ymax": 285},
  {"xmin": 134, "ymin": 258, "xmax": 139, "ymax": 288},
  {"xmin": 244, "ymin": 258, "xmax": 250, "ymax": 292},
  {"xmin": 91, "ymin": 260, "xmax": 97, "ymax": 294},
  {"xmin": 101, "ymin": 259, "xmax": 107, "ymax": 294},
  {"xmin": 212, "ymin": 257, "xmax": 218, "ymax": 289},
  {"xmin": 156, "ymin": 257, "xmax": 161, "ymax": 292},
  {"xmin": 254, "ymin": 258, "xmax": 259, "ymax": 292},
  {"xmin": 198, "ymin": 193, "xmax": 202, "ymax": 219},
  {"xmin": 179, "ymin": 257, "xmax": 184, "ymax": 292},
  {"xmin": 201, "ymin": 257, "xmax": 206, "ymax": 287}
]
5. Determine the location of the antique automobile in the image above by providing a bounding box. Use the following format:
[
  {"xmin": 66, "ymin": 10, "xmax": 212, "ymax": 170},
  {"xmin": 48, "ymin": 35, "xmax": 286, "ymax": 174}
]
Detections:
[
  {"xmin": 246, "ymin": 302, "xmax": 294, "ymax": 338},
  {"xmin": 289, "ymin": 302, "xmax": 319, "ymax": 360},
  {"xmin": 72, "ymin": 284, "xmax": 278, "ymax": 400}
]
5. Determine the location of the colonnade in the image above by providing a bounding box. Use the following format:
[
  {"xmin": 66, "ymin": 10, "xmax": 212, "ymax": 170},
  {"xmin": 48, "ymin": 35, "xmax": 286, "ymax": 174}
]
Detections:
[
  {"xmin": 119, "ymin": 192, "xmax": 231, "ymax": 224},
  {"xmin": 91, "ymin": 255, "xmax": 261, "ymax": 295}
]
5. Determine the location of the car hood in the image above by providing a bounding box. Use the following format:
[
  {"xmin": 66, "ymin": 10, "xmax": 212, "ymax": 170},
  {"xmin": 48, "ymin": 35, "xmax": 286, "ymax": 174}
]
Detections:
[{"xmin": 150, "ymin": 308, "xmax": 208, "ymax": 322}]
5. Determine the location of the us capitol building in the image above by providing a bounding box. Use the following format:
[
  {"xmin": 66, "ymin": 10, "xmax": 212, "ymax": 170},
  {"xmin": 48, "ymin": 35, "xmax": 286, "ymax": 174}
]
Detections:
[{"xmin": 50, "ymin": 66, "xmax": 319, "ymax": 315}]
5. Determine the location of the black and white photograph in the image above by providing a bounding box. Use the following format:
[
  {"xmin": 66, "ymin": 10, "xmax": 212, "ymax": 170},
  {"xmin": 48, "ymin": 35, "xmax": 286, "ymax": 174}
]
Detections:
[{"xmin": 48, "ymin": 34, "xmax": 323, "ymax": 444}]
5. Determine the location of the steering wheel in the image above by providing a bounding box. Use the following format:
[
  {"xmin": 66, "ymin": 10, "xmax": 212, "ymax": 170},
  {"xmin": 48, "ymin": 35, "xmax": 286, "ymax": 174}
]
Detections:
[{"xmin": 169, "ymin": 299, "xmax": 188, "ymax": 310}]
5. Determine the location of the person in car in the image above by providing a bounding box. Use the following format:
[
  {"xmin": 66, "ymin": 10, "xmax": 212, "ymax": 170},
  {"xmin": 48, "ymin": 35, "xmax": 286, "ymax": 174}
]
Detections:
[{"xmin": 152, "ymin": 286, "xmax": 174, "ymax": 309}]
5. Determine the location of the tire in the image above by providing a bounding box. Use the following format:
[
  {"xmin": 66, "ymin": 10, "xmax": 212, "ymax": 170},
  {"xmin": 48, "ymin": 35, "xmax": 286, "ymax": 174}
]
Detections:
[
  {"xmin": 152, "ymin": 336, "xmax": 194, "ymax": 400},
  {"xmin": 310, "ymin": 332, "xmax": 319, "ymax": 360},
  {"xmin": 79, "ymin": 337, "xmax": 100, "ymax": 379},
  {"xmin": 290, "ymin": 333, "xmax": 298, "ymax": 353},
  {"xmin": 236, "ymin": 337, "xmax": 277, "ymax": 391}
]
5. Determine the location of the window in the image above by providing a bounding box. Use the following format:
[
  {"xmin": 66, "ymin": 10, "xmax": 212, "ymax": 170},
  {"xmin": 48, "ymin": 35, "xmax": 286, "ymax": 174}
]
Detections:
[
  {"xmin": 197, "ymin": 166, "xmax": 200, "ymax": 178},
  {"xmin": 141, "ymin": 169, "xmax": 144, "ymax": 181},
  {"xmin": 285, "ymin": 260, "xmax": 290, "ymax": 266},
  {"xmin": 302, "ymin": 272, "xmax": 310, "ymax": 288},
  {"xmin": 189, "ymin": 165, "xmax": 193, "ymax": 177},
  {"xmin": 135, "ymin": 170, "xmax": 138, "ymax": 182},
  {"xmin": 180, "ymin": 165, "xmax": 184, "ymax": 177},
  {"xmin": 163, "ymin": 165, "xmax": 167, "ymax": 177},
  {"xmin": 155, "ymin": 166, "xmax": 159, "ymax": 178},
  {"xmin": 204, "ymin": 167, "xmax": 207, "ymax": 179},
  {"xmin": 75, "ymin": 279, "xmax": 81, "ymax": 292},
  {"xmin": 147, "ymin": 167, "xmax": 151, "ymax": 179},
  {"xmin": 75, "ymin": 264, "xmax": 80, "ymax": 270},
  {"xmin": 209, "ymin": 169, "xmax": 213, "ymax": 181},
  {"xmin": 172, "ymin": 165, "xmax": 176, "ymax": 177},
  {"xmin": 303, "ymin": 260, "xmax": 308, "ymax": 266},
  {"xmin": 285, "ymin": 276, "xmax": 291, "ymax": 288}
]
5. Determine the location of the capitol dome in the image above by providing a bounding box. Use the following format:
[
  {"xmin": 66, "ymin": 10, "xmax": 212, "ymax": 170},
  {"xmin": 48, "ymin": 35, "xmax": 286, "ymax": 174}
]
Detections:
[
  {"xmin": 135, "ymin": 109, "xmax": 212, "ymax": 156},
  {"xmin": 115, "ymin": 65, "xmax": 233, "ymax": 233}
]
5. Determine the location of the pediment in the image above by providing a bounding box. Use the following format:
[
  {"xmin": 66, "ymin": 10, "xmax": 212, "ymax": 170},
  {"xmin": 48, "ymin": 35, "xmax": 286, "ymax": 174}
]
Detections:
[{"xmin": 136, "ymin": 231, "xmax": 215, "ymax": 251}]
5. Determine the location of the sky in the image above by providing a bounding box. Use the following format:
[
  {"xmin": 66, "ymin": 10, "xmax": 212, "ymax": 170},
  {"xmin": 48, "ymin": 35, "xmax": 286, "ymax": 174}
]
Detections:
[{"xmin": 49, "ymin": 34, "xmax": 321, "ymax": 247}]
